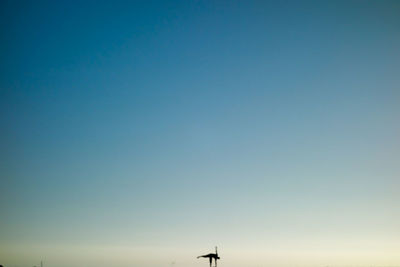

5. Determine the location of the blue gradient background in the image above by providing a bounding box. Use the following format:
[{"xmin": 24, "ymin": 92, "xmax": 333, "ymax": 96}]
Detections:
[{"xmin": 1, "ymin": 1, "xmax": 399, "ymax": 267}]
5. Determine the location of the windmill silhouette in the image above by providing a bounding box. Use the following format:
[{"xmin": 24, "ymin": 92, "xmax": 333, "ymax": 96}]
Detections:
[{"xmin": 197, "ymin": 247, "xmax": 220, "ymax": 267}]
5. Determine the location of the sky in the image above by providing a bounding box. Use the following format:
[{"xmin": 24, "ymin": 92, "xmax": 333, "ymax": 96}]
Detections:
[{"xmin": 0, "ymin": 1, "xmax": 400, "ymax": 267}]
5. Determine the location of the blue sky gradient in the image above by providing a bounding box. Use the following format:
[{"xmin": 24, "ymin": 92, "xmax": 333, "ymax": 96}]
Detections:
[{"xmin": 1, "ymin": 1, "xmax": 400, "ymax": 267}]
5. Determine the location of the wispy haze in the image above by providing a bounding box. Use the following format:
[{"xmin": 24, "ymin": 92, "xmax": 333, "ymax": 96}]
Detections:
[{"xmin": 1, "ymin": 1, "xmax": 399, "ymax": 267}]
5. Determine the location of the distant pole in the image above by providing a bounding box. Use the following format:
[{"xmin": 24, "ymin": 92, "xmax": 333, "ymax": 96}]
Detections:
[{"xmin": 41, "ymin": 261, "xmax": 43, "ymax": 267}]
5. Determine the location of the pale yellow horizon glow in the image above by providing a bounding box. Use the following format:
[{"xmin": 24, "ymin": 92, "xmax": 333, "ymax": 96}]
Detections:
[{"xmin": 2, "ymin": 238, "xmax": 400, "ymax": 267}]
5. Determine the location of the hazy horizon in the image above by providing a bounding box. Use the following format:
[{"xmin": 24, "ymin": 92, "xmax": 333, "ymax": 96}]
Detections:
[{"xmin": 1, "ymin": 1, "xmax": 399, "ymax": 267}]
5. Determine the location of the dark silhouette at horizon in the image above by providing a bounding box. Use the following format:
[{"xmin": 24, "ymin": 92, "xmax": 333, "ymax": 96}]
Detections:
[{"xmin": 197, "ymin": 247, "xmax": 220, "ymax": 267}]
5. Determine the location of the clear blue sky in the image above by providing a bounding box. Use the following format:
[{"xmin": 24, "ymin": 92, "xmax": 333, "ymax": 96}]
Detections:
[{"xmin": 1, "ymin": 1, "xmax": 399, "ymax": 267}]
